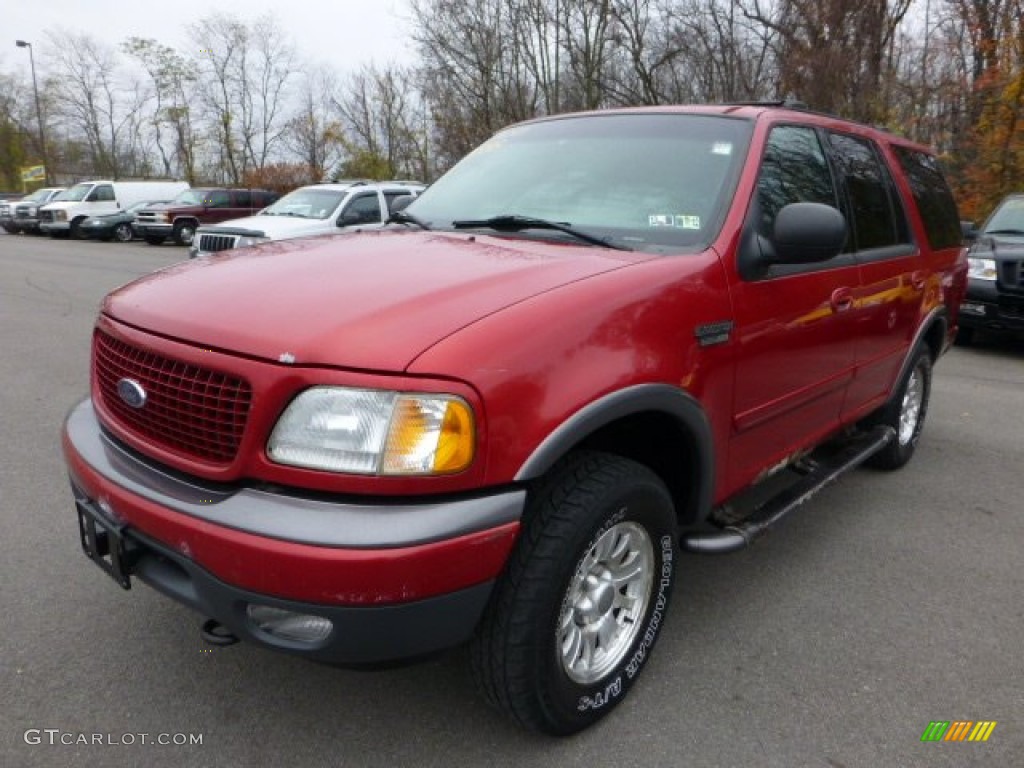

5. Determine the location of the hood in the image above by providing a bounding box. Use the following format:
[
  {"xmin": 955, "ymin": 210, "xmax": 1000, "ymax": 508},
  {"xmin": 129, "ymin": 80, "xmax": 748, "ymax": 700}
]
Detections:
[
  {"xmin": 103, "ymin": 230, "xmax": 647, "ymax": 371},
  {"xmin": 200, "ymin": 214, "xmax": 325, "ymax": 239}
]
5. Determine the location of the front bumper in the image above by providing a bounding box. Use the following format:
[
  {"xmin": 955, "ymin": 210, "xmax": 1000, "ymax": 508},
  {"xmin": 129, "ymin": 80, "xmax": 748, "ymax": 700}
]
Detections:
[
  {"xmin": 40, "ymin": 220, "xmax": 70, "ymax": 233},
  {"xmin": 63, "ymin": 399, "xmax": 524, "ymax": 663},
  {"xmin": 960, "ymin": 280, "xmax": 1024, "ymax": 332},
  {"xmin": 135, "ymin": 223, "xmax": 173, "ymax": 237},
  {"xmin": 13, "ymin": 217, "xmax": 42, "ymax": 232}
]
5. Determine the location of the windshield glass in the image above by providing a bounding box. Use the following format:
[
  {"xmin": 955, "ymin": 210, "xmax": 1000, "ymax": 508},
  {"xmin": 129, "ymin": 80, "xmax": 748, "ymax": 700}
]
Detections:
[
  {"xmin": 24, "ymin": 188, "xmax": 55, "ymax": 202},
  {"xmin": 263, "ymin": 188, "xmax": 347, "ymax": 219},
  {"xmin": 409, "ymin": 113, "xmax": 752, "ymax": 252},
  {"xmin": 171, "ymin": 189, "xmax": 211, "ymax": 205},
  {"xmin": 58, "ymin": 183, "xmax": 94, "ymax": 202},
  {"xmin": 983, "ymin": 196, "xmax": 1024, "ymax": 234}
]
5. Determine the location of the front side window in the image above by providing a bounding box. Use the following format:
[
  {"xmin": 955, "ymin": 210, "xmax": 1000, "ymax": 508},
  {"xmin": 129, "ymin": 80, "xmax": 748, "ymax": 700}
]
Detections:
[
  {"xmin": 755, "ymin": 125, "xmax": 838, "ymax": 237},
  {"xmin": 828, "ymin": 132, "xmax": 907, "ymax": 250},
  {"xmin": 90, "ymin": 185, "xmax": 115, "ymax": 202},
  {"xmin": 341, "ymin": 194, "xmax": 382, "ymax": 225},
  {"xmin": 408, "ymin": 114, "xmax": 753, "ymax": 253},
  {"xmin": 205, "ymin": 190, "xmax": 231, "ymax": 207}
]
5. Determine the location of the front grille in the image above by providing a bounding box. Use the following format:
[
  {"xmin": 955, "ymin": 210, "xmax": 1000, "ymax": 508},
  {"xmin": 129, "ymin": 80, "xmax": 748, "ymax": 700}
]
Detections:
[
  {"xmin": 198, "ymin": 233, "xmax": 239, "ymax": 253},
  {"xmin": 93, "ymin": 330, "xmax": 252, "ymax": 463},
  {"xmin": 1000, "ymin": 260, "xmax": 1023, "ymax": 290}
]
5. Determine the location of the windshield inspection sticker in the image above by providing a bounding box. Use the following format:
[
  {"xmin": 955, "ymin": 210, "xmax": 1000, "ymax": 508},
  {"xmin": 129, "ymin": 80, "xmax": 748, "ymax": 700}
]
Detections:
[
  {"xmin": 712, "ymin": 142, "xmax": 733, "ymax": 155},
  {"xmin": 648, "ymin": 214, "xmax": 701, "ymax": 229}
]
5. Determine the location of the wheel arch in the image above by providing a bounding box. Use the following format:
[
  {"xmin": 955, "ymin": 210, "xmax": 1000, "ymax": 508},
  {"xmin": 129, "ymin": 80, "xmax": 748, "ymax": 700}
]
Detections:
[
  {"xmin": 514, "ymin": 384, "xmax": 714, "ymax": 527},
  {"xmin": 887, "ymin": 308, "xmax": 948, "ymax": 403}
]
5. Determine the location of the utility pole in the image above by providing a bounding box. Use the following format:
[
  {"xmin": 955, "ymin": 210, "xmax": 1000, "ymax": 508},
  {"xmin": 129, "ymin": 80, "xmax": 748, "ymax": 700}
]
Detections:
[{"xmin": 15, "ymin": 40, "xmax": 50, "ymax": 186}]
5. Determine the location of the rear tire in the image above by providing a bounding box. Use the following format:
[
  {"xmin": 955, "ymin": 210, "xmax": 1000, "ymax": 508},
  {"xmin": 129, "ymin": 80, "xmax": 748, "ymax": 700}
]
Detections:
[
  {"xmin": 865, "ymin": 347, "xmax": 932, "ymax": 470},
  {"xmin": 470, "ymin": 451, "xmax": 677, "ymax": 735}
]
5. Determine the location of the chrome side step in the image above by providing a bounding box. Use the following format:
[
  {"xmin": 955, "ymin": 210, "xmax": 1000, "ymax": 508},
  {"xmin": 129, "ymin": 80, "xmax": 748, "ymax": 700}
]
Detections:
[{"xmin": 681, "ymin": 426, "xmax": 896, "ymax": 554}]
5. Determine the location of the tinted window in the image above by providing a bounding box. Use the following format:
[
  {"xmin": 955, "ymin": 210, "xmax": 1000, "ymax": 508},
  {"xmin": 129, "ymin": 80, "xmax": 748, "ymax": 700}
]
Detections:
[
  {"xmin": 828, "ymin": 132, "xmax": 908, "ymax": 250},
  {"xmin": 756, "ymin": 125, "xmax": 837, "ymax": 236},
  {"xmin": 384, "ymin": 191, "xmax": 415, "ymax": 213},
  {"xmin": 255, "ymin": 191, "xmax": 278, "ymax": 207},
  {"xmin": 342, "ymin": 193, "xmax": 382, "ymax": 224},
  {"xmin": 893, "ymin": 147, "xmax": 961, "ymax": 249},
  {"xmin": 91, "ymin": 185, "xmax": 115, "ymax": 202},
  {"xmin": 205, "ymin": 190, "xmax": 231, "ymax": 208},
  {"xmin": 234, "ymin": 190, "xmax": 252, "ymax": 208}
]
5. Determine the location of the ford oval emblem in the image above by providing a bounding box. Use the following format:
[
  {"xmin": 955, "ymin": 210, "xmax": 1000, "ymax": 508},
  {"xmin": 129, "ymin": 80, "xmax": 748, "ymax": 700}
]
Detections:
[{"xmin": 116, "ymin": 378, "xmax": 147, "ymax": 409}]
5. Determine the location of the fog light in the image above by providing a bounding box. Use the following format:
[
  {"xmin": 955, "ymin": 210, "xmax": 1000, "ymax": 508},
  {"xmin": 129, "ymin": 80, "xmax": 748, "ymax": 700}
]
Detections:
[
  {"xmin": 961, "ymin": 302, "xmax": 986, "ymax": 316},
  {"xmin": 246, "ymin": 604, "xmax": 333, "ymax": 643}
]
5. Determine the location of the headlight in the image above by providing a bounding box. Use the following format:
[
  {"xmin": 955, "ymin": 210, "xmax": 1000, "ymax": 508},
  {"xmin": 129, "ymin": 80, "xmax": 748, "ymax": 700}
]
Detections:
[
  {"xmin": 55, "ymin": 210, "xmax": 68, "ymax": 221},
  {"xmin": 236, "ymin": 234, "xmax": 270, "ymax": 249},
  {"xmin": 154, "ymin": 212, "xmax": 169, "ymax": 222},
  {"xmin": 267, "ymin": 387, "xmax": 475, "ymax": 475},
  {"xmin": 967, "ymin": 257, "xmax": 997, "ymax": 280},
  {"xmin": 28, "ymin": 206, "xmax": 37, "ymax": 215}
]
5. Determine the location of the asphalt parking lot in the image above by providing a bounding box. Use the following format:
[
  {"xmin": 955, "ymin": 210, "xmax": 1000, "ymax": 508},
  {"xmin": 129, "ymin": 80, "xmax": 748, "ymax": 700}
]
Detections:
[{"xmin": 1, "ymin": 231, "xmax": 1021, "ymax": 767}]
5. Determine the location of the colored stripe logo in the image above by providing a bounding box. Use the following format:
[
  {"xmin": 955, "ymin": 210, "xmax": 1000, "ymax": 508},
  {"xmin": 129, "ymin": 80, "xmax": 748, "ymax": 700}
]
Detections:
[{"xmin": 921, "ymin": 721, "xmax": 997, "ymax": 742}]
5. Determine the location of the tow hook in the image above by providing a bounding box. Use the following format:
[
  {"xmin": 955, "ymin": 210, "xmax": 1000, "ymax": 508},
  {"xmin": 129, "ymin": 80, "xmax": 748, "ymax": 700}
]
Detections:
[{"xmin": 200, "ymin": 618, "xmax": 240, "ymax": 646}]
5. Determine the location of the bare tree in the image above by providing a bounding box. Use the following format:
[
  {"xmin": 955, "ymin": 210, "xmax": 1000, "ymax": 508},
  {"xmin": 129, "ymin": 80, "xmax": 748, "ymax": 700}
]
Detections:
[{"xmin": 284, "ymin": 66, "xmax": 346, "ymax": 181}]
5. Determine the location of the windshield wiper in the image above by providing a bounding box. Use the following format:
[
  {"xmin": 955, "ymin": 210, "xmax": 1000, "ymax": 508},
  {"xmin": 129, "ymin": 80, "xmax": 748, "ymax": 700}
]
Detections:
[
  {"xmin": 451, "ymin": 214, "xmax": 629, "ymax": 250},
  {"xmin": 387, "ymin": 209, "xmax": 431, "ymax": 230},
  {"xmin": 984, "ymin": 228, "xmax": 1024, "ymax": 236}
]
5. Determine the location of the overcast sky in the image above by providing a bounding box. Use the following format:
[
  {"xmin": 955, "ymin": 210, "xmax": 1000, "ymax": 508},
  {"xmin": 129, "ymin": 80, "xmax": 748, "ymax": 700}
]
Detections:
[{"xmin": 3, "ymin": 0, "xmax": 415, "ymax": 77}]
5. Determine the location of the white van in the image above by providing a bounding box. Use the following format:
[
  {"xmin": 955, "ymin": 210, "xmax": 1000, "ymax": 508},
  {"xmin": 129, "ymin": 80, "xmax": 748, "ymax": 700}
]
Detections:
[
  {"xmin": 39, "ymin": 180, "xmax": 189, "ymax": 238},
  {"xmin": 189, "ymin": 180, "xmax": 424, "ymax": 257}
]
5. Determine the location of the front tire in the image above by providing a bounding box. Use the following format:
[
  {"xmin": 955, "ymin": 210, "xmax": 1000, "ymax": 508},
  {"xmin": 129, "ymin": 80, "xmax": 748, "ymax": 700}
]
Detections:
[
  {"xmin": 865, "ymin": 347, "xmax": 932, "ymax": 470},
  {"xmin": 112, "ymin": 222, "xmax": 133, "ymax": 242},
  {"xmin": 471, "ymin": 451, "xmax": 677, "ymax": 735},
  {"xmin": 173, "ymin": 221, "xmax": 196, "ymax": 246}
]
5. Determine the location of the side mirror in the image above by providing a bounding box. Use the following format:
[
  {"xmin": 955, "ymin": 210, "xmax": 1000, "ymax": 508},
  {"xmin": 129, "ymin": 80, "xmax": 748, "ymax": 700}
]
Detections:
[
  {"xmin": 961, "ymin": 220, "xmax": 978, "ymax": 244},
  {"xmin": 771, "ymin": 202, "xmax": 847, "ymax": 264},
  {"xmin": 389, "ymin": 195, "xmax": 413, "ymax": 214},
  {"xmin": 339, "ymin": 211, "xmax": 362, "ymax": 227}
]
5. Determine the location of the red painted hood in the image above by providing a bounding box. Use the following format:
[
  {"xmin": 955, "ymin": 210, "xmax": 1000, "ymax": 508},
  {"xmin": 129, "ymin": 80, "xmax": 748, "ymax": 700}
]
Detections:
[{"xmin": 103, "ymin": 230, "xmax": 645, "ymax": 371}]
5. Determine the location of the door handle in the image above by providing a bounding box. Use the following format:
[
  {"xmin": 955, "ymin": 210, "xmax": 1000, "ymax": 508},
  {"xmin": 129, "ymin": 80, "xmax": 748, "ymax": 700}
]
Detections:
[
  {"xmin": 911, "ymin": 270, "xmax": 927, "ymax": 290},
  {"xmin": 830, "ymin": 287, "xmax": 854, "ymax": 313}
]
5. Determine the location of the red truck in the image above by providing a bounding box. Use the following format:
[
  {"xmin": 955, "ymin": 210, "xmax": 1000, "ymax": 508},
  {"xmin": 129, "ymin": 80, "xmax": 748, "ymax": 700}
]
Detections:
[{"xmin": 64, "ymin": 103, "xmax": 966, "ymax": 735}]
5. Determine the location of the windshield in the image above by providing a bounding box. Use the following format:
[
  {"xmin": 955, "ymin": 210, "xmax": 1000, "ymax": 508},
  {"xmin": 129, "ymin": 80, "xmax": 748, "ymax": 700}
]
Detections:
[
  {"xmin": 263, "ymin": 188, "xmax": 347, "ymax": 219},
  {"xmin": 171, "ymin": 189, "xmax": 211, "ymax": 205},
  {"xmin": 57, "ymin": 183, "xmax": 94, "ymax": 202},
  {"xmin": 983, "ymin": 196, "xmax": 1024, "ymax": 234},
  {"xmin": 408, "ymin": 113, "xmax": 752, "ymax": 253},
  {"xmin": 24, "ymin": 188, "xmax": 55, "ymax": 202}
]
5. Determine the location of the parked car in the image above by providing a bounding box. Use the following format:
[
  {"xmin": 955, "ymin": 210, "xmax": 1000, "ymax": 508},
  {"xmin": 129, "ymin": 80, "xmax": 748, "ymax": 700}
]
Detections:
[
  {"xmin": 64, "ymin": 102, "xmax": 966, "ymax": 736},
  {"xmin": 0, "ymin": 196, "xmax": 21, "ymax": 233},
  {"xmin": 39, "ymin": 180, "xmax": 189, "ymax": 238},
  {"xmin": 189, "ymin": 180, "xmax": 424, "ymax": 257},
  {"xmin": 79, "ymin": 200, "xmax": 170, "ymax": 242},
  {"xmin": 9, "ymin": 187, "xmax": 67, "ymax": 234},
  {"xmin": 134, "ymin": 187, "xmax": 280, "ymax": 246},
  {"xmin": 958, "ymin": 193, "xmax": 1024, "ymax": 343}
]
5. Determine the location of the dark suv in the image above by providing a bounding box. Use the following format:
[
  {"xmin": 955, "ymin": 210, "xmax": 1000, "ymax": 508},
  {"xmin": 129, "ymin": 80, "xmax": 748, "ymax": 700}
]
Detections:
[
  {"xmin": 64, "ymin": 103, "xmax": 966, "ymax": 735},
  {"xmin": 959, "ymin": 194, "xmax": 1024, "ymax": 342},
  {"xmin": 134, "ymin": 187, "xmax": 280, "ymax": 246}
]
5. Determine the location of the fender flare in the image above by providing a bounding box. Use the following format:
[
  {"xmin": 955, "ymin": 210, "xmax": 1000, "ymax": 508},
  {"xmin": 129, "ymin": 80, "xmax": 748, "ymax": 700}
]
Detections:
[
  {"xmin": 887, "ymin": 307, "xmax": 948, "ymax": 402},
  {"xmin": 514, "ymin": 383, "xmax": 715, "ymax": 523}
]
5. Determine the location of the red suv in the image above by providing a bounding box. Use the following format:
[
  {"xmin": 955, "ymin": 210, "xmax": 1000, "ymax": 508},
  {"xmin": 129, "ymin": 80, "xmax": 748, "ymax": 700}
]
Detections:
[
  {"xmin": 64, "ymin": 103, "xmax": 966, "ymax": 735},
  {"xmin": 134, "ymin": 187, "xmax": 279, "ymax": 246}
]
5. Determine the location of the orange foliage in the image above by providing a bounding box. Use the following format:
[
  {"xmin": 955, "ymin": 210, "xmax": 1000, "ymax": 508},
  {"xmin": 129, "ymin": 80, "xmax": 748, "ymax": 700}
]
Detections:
[{"xmin": 241, "ymin": 163, "xmax": 320, "ymax": 194}]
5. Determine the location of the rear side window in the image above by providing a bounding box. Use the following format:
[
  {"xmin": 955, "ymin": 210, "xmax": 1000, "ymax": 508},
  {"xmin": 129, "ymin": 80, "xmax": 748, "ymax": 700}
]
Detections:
[
  {"xmin": 205, "ymin": 190, "xmax": 231, "ymax": 207},
  {"xmin": 893, "ymin": 147, "xmax": 961, "ymax": 250},
  {"xmin": 234, "ymin": 190, "xmax": 252, "ymax": 208},
  {"xmin": 828, "ymin": 132, "xmax": 909, "ymax": 250}
]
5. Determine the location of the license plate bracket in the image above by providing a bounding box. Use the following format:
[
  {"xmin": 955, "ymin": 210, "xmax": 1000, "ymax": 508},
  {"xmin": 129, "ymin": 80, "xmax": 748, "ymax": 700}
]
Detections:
[{"xmin": 76, "ymin": 498, "xmax": 136, "ymax": 590}]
